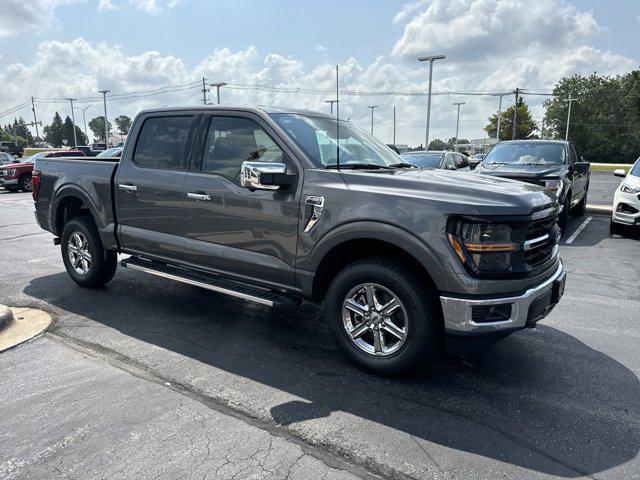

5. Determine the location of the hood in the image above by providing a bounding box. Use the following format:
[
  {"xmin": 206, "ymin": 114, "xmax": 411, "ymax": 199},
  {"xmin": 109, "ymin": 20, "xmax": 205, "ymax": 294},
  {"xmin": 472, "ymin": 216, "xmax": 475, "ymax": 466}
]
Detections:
[
  {"xmin": 621, "ymin": 173, "xmax": 640, "ymax": 188},
  {"xmin": 341, "ymin": 168, "xmax": 555, "ymax": 216},
  {"xmin": 475, "ymin": 162, "xmax": 567, "ymax": 179},
  {"xmin": 0, "ymin": 161, "xmax": 29, "ymax": 169}
]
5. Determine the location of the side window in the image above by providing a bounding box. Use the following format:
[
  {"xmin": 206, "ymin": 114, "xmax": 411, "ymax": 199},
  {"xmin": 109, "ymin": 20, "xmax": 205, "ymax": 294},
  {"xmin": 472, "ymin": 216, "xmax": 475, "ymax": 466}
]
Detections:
[
  {"xmin": 133, "ymin": 116, "xmax": 194, "ymax": 170},
  {"xmin": 443, "ymin": 154, "xmax": 456, "ymax": 170},
  {"xmin": 201, "ymin": 116, "xmax": 287, "ymax": 182},
  {"xmin": 454, "ymin": 154, "xmax": 468, "ymax": 169},
  {"xmin": 568, "ymin": 145, "xmax": 577, "ymax": 165}
]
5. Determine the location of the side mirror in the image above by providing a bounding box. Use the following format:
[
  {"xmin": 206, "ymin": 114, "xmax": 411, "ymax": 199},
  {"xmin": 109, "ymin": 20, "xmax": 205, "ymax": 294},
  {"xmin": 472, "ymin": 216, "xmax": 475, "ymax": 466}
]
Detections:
[
  {"xmin": 240, "ymin": 161, "xmax": 295, "ymax": 191},
  {"xmin": 613, "ymin": 168, "xmax": 627, "ymax": 178}
]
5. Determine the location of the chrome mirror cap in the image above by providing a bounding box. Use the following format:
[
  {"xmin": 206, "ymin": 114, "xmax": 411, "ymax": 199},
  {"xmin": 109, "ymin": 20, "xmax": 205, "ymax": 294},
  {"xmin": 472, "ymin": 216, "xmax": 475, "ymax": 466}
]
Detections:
[{"xmin": 241, "ymin": 161, "xmax": 286, "ymax": 191}]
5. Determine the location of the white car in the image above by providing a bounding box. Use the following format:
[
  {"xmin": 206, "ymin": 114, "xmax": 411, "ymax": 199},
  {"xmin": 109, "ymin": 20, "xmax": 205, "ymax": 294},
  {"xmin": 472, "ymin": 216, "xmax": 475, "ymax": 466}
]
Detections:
[{"xmin": 610, "ymin": 158, "xmax": 640, "ymax": 234}]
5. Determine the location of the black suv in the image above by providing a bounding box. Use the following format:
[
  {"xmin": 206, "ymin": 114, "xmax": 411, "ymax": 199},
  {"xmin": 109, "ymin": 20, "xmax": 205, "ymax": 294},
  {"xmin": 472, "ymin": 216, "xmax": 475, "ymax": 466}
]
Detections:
[
  {"xmin": 475, "ymin": 140, "xmax": 590, "ymax": 231},
  {"xmin": 0, "ymin": 141, "xmax": 24, "ymax": 158}
]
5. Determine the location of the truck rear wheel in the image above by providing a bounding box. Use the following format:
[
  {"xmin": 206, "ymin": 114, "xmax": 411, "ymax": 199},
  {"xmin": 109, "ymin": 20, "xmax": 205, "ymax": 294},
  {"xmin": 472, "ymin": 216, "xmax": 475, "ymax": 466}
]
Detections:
[
  {"xmin": 61, "ymin": 216, "xmax": 117, "ymax": 288},
  {"xmin": 325, "ymin": 258, "xmax": 442, "ymax": 374}
]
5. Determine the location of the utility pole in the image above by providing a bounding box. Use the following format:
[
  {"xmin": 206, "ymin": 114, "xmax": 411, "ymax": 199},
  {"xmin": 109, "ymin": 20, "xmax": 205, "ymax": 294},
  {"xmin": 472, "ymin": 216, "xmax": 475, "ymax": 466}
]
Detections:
[
  {"xmin": 75, "ymin": 105, "xmax": 92, "ymax": 144},
  {"xmin": 201, "ymin": 77, "xmax": 208, "ymax": 105},
  {"xmin": 393, "ymin": 105, "xmax": 396, "ymax": 145},
  {"xmin": 98, "ymin": 90, "xmax": 110, "ymax": 146},
  {"xmin": 325, "ymin": 99, "xmax": 338, "ymax": 115},
  {"xmin": 367, "ymin": 105, "xmax": 378, "ymax": 135},
  {"xmin": 418, "ymin": 54, "xmax": 446, "ymax": 150},
  {"xmin": 453, "ymin": 102, "xmax": 465, "ymax": 146},
  {"xmin": 31, "ymin": 97, "xmax": 40, "ymax": 140},
  {"xmin": 512, "ymin": 87, "xmax": 520, "ymax": 140},
  {"xmin": 209, "ymin": 82, "xmax": 228, "ymax": 105},
  {"xmin": 495, "ymin": 92, "xmax": 508, "ymax": 141},
  {"xmin": 565, "ymin": 98, "xmax": 578, "ymax": 141},
  {"xmin": 66, "ymin": 98, "xmax": 78, "ymax": 146}
]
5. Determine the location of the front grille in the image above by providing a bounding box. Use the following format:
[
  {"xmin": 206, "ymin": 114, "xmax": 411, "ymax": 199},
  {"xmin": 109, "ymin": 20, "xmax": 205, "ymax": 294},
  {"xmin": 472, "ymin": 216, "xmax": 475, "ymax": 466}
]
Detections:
[
  {"xmin": 524, "ymin": 216, "xmax": 559, "ymax": 269},
  {"xmin": 0, "ymin": 170, "xmax": 5, "ymax": 178}
]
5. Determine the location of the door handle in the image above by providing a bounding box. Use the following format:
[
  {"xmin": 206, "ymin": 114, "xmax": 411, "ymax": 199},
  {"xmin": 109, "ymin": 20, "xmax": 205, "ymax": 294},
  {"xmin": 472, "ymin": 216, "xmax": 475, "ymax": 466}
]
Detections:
[
  {"xmin": 186, "ymin": 192, "xmax": 211, "ymax": 201},
  {"xmin": 118, "ymin": 184, "xmax": 137, "ymax": 192}
]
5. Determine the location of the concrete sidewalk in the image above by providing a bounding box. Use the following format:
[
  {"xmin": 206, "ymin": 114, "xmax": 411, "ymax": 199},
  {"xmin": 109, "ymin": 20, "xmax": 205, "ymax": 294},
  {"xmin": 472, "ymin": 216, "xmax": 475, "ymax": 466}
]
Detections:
[{"xmin": 0, "ymin": 337, "xmax": 364, "ymax": 480}]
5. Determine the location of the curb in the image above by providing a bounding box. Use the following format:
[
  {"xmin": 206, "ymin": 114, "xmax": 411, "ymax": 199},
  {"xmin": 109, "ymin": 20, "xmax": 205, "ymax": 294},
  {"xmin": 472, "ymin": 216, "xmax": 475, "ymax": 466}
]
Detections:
[
  {"xmin": 585, "ymin": 204, "xmax": 613, "ymax": 215},
  {"xmin": 0, "ymin": 305, "xmax": 14, "ymax": 330}
]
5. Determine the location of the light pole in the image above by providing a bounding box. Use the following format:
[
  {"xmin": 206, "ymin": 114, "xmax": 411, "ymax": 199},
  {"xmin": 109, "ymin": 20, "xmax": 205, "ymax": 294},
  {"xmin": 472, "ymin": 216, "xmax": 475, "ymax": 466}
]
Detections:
[
  {"xmin": 66, "ymin": 98, "xmax": 78, "ymax": 146},
  {"xmin": 418, "ymin": 54, "xmax": 445, "ymax": 149},
  {"xmin": 393, "ymin": 105, "xmax": 396, "ymax": 145},
  {"xmin": 98, "ymin": 90, "xmax": 110, "ymax": 146},
  {"xmin": 325, "ymin": 99, "xmax": 338, "ymax": 115},
  {"xmin": 453, "ymin": 102, "xmax": 465, "ymax": 147},
  {"xmin": 74, "ymin": 105, "xmax": 92, "ymax": 144},
  {"xmin": 495, "ymin": 92, "xmax": 508, "ymax": 141},
  {"xmin": 367, "ymin": 106, "xmax": 378, "ymax": 135},
  {"xmin": 565, "ymin": 98, "xmax": 578, "ymax": 140},
  {"xmin": 209, "ymin": 82, "xmax": 227, "ymax": 104}
]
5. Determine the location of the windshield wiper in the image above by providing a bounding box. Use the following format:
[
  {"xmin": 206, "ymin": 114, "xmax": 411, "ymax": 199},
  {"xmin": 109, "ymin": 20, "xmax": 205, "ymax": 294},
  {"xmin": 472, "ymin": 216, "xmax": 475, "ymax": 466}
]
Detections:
[
  {"xmin": 388, "ymin": 162, "xmax": 418, "ymax": 169},
  {"xmin": 325, "ymin": 163, "xmax": 392, "ymax": 170}
]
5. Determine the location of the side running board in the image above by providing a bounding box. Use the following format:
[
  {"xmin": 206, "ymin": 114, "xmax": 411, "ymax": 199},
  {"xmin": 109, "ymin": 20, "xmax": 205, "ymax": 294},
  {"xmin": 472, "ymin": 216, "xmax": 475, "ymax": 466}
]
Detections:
[{"xmin": 120, "ymin": 257, "xmax": 300, "ymax": 308}]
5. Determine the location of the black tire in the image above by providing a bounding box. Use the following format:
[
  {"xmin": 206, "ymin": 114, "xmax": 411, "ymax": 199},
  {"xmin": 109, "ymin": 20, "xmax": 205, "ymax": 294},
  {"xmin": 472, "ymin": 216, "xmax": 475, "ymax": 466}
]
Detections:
[
  {"xmin": 571, "ymin": 186, "xmax": 588, "ymax": 216},
  {"xmin": 61, "ymin": 216, "xmax": 117, "ymax": 288},
  {"xmin": 18, "ymin": 174, "xmax": 32, "ymax": 192},
  {"xmin": 609, "ymin": 219, "xmax": 625, "ymax": 236},
  {"xmin": 3, "ymin": 187, "xmax": 18, "ymax": 193},
  {"xmin": 325, "ymin": 258, "xmax": 442, "ymax": 374}
]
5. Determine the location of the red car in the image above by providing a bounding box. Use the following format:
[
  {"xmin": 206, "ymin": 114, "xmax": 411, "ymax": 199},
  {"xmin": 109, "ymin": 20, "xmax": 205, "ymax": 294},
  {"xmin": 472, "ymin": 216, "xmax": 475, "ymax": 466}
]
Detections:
[{"xmin": 0, "ymin": 150, "xmax": 85, "ymax": 192}]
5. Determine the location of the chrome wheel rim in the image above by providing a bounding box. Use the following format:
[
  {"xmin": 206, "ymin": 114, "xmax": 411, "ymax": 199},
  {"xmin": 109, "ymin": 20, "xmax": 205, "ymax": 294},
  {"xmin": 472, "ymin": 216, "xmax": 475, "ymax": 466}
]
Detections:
[
  {"xmin": 342, "ymin": 283, "xmax": 408, "ymax": 356},
  {"xmin": 67, "ymin": 232, "xmax": 91, "ymax": 275},
  {"xmin": 24, "ymin": 178, "xmax": 32, "ymax": 191}
]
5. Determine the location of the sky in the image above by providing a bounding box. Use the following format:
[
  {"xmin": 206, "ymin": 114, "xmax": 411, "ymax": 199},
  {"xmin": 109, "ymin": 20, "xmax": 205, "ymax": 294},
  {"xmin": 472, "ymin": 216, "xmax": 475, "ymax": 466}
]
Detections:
[{"xmin": 0, "ymin": 0, "xmax": 639, "ymax": 146}]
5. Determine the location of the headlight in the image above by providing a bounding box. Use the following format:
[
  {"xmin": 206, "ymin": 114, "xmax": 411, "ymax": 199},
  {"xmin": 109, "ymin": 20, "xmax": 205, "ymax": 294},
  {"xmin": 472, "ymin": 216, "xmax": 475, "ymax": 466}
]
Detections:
[
  {"xmin": 5, "ymin": 168, "xmax": 16, "ymax": 177},
  {"xmin": 544, "ymin": 179, "xmax": 563, "ymax": 197},
  {"xmin": 620, "ymin": 183, "xmax": 640, "ymax": 194},
  {"xmin": 447, "ymin": 219, "xmax": 518, "ymax": 274}
]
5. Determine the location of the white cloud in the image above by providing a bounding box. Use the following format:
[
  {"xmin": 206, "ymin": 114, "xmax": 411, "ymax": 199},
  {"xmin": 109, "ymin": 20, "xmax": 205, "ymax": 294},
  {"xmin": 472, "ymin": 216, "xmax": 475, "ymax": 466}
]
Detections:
[
  {"xmin": 128, "ymin": 0, "xmax": 180, "ymax": 14},
  {"xmin": 0, "ymin": 0, "xmax": 637, "ymax": 146},
  {"xmin": 315, "ymin": 45, "xmax": 327, "ymax": 52},
  {"xmin": 98, "ymin": 0, "xmax": 116, "ymax": 11},
  {"xmin": 0, "ymin": 0, "xmax": 80, "ymax": 38},
  {"xmin": 393, "ymin": 0, "xmax": 428, "ymax": 24}
]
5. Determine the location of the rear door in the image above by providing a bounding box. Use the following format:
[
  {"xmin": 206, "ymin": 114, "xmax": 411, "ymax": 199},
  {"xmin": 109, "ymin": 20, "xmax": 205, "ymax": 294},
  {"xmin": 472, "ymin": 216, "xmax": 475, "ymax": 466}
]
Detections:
[
  {"xmin": 568, "ymin": 144, "xmax": 587, "ymax": 204},
  {"xmin": 181, "ymin": 111, "xmax": 301, "ymax": 289},
  {"xmin": 115, "ymin": 111, "xmax": 200, "ymax": 261}
]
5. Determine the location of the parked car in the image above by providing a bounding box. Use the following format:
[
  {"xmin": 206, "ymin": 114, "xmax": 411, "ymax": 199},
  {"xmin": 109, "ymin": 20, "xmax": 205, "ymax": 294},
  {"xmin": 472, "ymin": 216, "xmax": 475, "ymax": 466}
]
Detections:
[
  {"xmin": 0, "ymin": 150, "xmax": 85, "ymax": 192},
  {"xmin": 469, "ymin": 153, "xmax": 486, "ymax": 169},
  {"xmin": 33, "ymin": 106, "xmax": 565, "ymax": 374},
  {"xmin": 402, "ymin": 150, "xmax": 470, "ymax": 171},
  {"xmin": 610, "ymin": 158, "xmax": 640, "ymax": 235},
  {"xmin": 90, "ymin": 143, "xmax": 107, "ymax": 151},
  {"xmin": 474, "ymin": 140, "xmax": 590, "ymax": 232},
  {"xmin": 97, "ymin": 147, "xmax": 123, "ymax": 158},
  {"xmin": 0, "ymin": 152, "xmax": 16, "ymax": 165},
  {"xmin": 73, "ymin": 145, "xmax": 100, "ymax": 157},
  {"xmin": 0, "ymin": 141, "xmax": 24, "ymax": 158}
]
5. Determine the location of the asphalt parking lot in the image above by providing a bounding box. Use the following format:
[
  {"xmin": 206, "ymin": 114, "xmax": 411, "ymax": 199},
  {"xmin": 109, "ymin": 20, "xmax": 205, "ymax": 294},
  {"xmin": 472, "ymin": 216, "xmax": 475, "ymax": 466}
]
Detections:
[{"xmin": 1, "ymin": 173, "xmax": 639, "ymax": 479}]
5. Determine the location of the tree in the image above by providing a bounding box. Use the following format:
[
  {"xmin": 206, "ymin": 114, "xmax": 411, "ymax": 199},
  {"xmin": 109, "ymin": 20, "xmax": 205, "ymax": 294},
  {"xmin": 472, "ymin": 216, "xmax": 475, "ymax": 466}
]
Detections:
[
  {"xmin": 61, "ymin": 116, "xmax": 87, "ymax": 146},
  {"xmin": 543, "ymin": 71, "xmax": 640, "ymax": 163},
  {"xmin": 114, "ymin": 115, "xmax": 132, "ymax": 136},
  {"xmin": 88, "ymin": 116, "xmax": 112, "ymax": 143},
  {"xmin": 427, "ymin": 138, "xmax": 446, "ymax": 150},
  {"xmin": 44, "ymin": 112, "xmax": 64, "ymax": 147},
  {"xmin": 485, "ymin": 98, "xmax": 537, "ymax": 141}
]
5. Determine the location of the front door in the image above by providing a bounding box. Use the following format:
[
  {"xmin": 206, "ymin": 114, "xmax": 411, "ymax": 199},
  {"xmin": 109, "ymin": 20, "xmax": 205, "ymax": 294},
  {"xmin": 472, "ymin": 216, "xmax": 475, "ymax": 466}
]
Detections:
[
  {"xmin": 115, "ymin": 112, "xmax": 199, "ymax": 261},
  {"xmin": 182, "ymin": 112, "xmax": 301, "ymax": 289}
]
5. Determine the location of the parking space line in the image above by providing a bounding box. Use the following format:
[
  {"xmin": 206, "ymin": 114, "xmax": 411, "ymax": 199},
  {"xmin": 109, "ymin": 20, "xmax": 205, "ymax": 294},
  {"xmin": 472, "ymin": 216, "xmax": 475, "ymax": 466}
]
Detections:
[{"xmin": 565, "ymin": 216, "xmax": 593, "ymax": 244}]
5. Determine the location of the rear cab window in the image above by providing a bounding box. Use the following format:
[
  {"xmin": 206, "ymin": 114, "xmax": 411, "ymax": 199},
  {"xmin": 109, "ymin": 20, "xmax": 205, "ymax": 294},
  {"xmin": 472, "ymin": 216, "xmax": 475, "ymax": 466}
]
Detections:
[{"xmin": 133, "ymin": 116, "xmax": 196, "ymax": 170}]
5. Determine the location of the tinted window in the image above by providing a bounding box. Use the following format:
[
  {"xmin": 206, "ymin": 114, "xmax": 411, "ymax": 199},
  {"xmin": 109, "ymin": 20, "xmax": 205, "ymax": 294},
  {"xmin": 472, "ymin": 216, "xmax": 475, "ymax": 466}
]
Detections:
[
  {"xmin": 454, "ymin": 154, "xmax": 469, "ymax": 169},
  {"xmin": 133, "ymin": 116, "xmax": 193, "ymax": 170},
  {"xmin": 483, "ymin": 142, "xmax": 566, "ymax": 165},
  {"xmin": 443, "ymin": 154, "xmax": 456, "ymax": 170},
  {"xmin": 201, "ymin": 116, "xmax": 287, "ymax": 182},
  {"xmin": 569, "ymin": 146, "xmax": 577, "ymax": 165},
  {"xmin": 403, "ymin": 153, "xmax": 443, "ymax": 168}
]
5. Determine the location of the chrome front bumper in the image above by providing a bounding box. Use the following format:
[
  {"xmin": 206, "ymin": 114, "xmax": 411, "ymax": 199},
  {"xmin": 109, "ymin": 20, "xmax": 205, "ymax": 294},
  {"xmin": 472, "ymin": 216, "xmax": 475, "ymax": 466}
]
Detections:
[
  {"xmin": 440, "ymin": 261, "xmax": 566, "ymax": 335},
  {"xmin": 0, "ymin": 178, "xmax": 18, "ymax": 186}
]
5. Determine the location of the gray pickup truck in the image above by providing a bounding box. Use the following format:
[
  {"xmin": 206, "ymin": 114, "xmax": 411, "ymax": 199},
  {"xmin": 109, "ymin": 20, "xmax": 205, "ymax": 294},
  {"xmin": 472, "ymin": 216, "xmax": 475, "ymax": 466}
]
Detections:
[{"xmin": 33, "ymin": 106, "xmax": 566, "ymax": 373}]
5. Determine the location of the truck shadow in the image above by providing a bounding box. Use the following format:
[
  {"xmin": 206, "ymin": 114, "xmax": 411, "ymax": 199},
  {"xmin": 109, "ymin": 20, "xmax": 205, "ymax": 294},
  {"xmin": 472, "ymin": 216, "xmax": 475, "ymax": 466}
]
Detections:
[{"xmin": 24, "ymin": 270, "xmax": 640, "ymax": 478}]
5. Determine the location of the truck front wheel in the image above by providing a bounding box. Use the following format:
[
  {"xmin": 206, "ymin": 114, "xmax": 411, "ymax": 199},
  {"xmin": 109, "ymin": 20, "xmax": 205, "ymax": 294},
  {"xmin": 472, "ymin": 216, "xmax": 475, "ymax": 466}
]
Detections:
[
  {"xmin": 18, "ymin": 174, "xmax": 32, "ymax": 192},
  {"xmin": 325, "ymin": 258, "xmax": 442, "ymax": 374},
  {"xmin": 61, "ymin": 217, "xmax": 117, "ymax": 288}
]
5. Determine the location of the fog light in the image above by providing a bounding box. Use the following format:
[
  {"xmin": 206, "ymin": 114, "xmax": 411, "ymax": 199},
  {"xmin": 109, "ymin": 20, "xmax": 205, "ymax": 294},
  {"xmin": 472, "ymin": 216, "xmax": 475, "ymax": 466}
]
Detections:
[{"xmin": 471, "ymin": 304, "xmax": 512, "ymax": 323}]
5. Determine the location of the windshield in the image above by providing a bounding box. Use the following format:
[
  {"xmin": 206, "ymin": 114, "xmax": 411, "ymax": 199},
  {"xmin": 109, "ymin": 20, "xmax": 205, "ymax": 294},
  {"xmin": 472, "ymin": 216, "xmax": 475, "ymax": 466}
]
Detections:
[
  {"xmin": 0, "ymin": 154, "xmax": 14, "ymax": 165},
  {"xmin": 27, "ymin": 152, "xmax": 47, "ymax": 162},
  {"xmin": 631, "ymin": 159, "xmax": 640, "ymax": 177},
  {"xmin": 270, "ymin": 113, "xmax": 402, "ymax": 168},
  {"xmin": 97, "ymin": 148, "xmax": 122, "ymax": 157},
  {"xmin": 403, "ymin": 153, "xmax": 443, "ymax": 169},
  {"xmin": 483, "ymin": 142, "xmax": 566, "ymax": 165}
]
